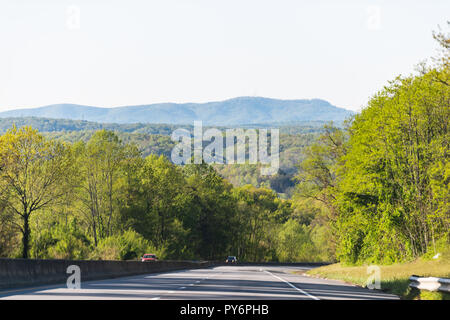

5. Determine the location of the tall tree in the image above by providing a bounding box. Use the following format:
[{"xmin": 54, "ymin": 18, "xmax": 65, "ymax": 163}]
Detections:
[
  {"xmin": 0, "ymin": 126, "xmax": 72, "ymax": 258},
  {"xmin": 74, "ymin": 130, "xmax": 126, "ymax": 246}
]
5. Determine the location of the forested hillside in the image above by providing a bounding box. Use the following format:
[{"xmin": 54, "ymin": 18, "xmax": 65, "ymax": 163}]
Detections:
[
  {"xmin": 0, "ymin": 127, "xmax": 330, "ymax": 262},
  {"xmin": 0, "ymin": 117, "xmax": 328, "ymax": 135},
  {"xmin": 295, "ymin": 30, "xmax": 450, "ymax": 264},
  {"xmin": 0, "ymin": 31, "xmax": 448, "ymax": 265},
  {"xmin": 0, "ymin": 118, "xmax": 324, "ymax": 196}
]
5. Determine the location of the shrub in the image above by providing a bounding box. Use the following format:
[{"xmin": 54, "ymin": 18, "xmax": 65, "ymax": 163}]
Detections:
[
  {"xmin": 31, "ymin": 218, "xmax": 91, "ymax": 260},
  {"xmin": 90, "ymin": 229, "xmax": 164, "ymax": 260}
]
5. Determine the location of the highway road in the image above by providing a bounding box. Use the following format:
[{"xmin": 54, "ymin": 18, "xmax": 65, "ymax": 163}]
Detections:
[{"xmin": 0, "ymin": 265, "xmax": 399, "ymax": 300}]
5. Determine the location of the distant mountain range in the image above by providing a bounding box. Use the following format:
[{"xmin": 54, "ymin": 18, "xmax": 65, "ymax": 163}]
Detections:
[{"xmin": 0, "ymin": 97, "xmax": 354, "ymax": 125}]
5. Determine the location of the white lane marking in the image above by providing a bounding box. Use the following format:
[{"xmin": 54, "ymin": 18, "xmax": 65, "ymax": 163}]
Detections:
[
  {"xmin": 168, "ymin": 291, "xmax": 175, "ymax": 294},
  {"xmin": 179, "ymin": 287, "xmax": 186, "ymax": 289},
  {"xmin": 150, "ymin": 297, "xmax": 160, "ymax": 300},
  {"xmin": 264, "ymin": 270, "xmax": 320, "ymax": 300}
]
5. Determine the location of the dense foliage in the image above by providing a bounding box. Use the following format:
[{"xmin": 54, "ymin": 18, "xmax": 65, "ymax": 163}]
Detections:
[
  {"xmin": 0, "ymin": 127, "xmax": 328, "ymax": 261},
  {"xmin": 295, "ymin": 29, "xmax": 450, "ymax": 264},
  {"xmin": 0, "ymin": 30, "xmax": 447, "ymax": 265},
  {"xmin": 45, "ymin": 130, "xmax": 319, "ymax": 196}
]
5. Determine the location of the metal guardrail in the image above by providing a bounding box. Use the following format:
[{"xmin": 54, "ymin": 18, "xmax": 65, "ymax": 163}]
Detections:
[{"xmin": 409, "ymin": 275, "xmax": 450, "ymax": 293}]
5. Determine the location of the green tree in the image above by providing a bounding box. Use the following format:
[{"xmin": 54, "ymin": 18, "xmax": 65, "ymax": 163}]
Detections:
[
  {"xmin": 0, "ymin": 126, "xmax": 72, "ymax": 258},
  {"xmin": 182, "ymin": 163, "xmax": 237, "ymax": 260},
  {"xmin": 74, "ymin": 130, "xmax": 129, "ymax": 246}
]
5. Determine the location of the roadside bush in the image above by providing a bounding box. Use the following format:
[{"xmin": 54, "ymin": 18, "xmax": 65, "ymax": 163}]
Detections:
[
  {"xmin": 90, "ymin": 229, "xmax": 164, "ymax": 260},
  {"xmin": 31, "ymin": 218, "xmax": 91, "ymax": 260}
]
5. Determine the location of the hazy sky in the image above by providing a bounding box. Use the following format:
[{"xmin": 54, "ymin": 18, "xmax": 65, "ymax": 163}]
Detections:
[{"xmin": 0, "ymin": 0, "xmax": 448, "ymax": 112}]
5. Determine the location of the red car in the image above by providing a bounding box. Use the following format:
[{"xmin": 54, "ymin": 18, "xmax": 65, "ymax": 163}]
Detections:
[{"xmin": 141, "ymin": 254, "xmax": 158, "ymax": 262}]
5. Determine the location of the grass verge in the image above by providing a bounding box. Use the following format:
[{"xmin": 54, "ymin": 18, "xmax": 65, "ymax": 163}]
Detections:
[{"xmin": 305, "ymin": 249, "xmax": 450, "ymax": 300}]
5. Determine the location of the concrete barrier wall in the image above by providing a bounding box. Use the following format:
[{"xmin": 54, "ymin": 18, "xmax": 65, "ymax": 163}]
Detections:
[
  {"xmin": 0, "ymin": 258, "xmax": 212, "ymax": 290},
  {"xmin": 0, "ymin": 259, "xmax": 328, "ymax": 290}
]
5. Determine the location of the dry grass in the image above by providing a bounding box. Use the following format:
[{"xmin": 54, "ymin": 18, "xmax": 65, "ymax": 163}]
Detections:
[{"xmin": 306, "ymin": 248, "xmax": 450, "ymax": 300}]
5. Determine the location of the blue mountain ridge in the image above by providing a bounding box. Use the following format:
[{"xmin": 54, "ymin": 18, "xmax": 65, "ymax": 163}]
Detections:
[{"xmin": 0, "ymin": 97, "xmax": 354, "ymax": 125}]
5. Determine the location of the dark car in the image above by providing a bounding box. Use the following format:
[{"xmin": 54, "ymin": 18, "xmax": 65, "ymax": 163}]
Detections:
[
  {"xmin": 225, "ymin": 256, "xmax": 237, "ymax": 264},
  {"xmin": 141, "ymin": 254, "xmax": 158, "ymax": 262}
]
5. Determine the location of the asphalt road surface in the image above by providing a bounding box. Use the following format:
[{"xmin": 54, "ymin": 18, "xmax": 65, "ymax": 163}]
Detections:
[{"xmin": 0, "ymin": 265, "xmax": 399, "ymax": 300}]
